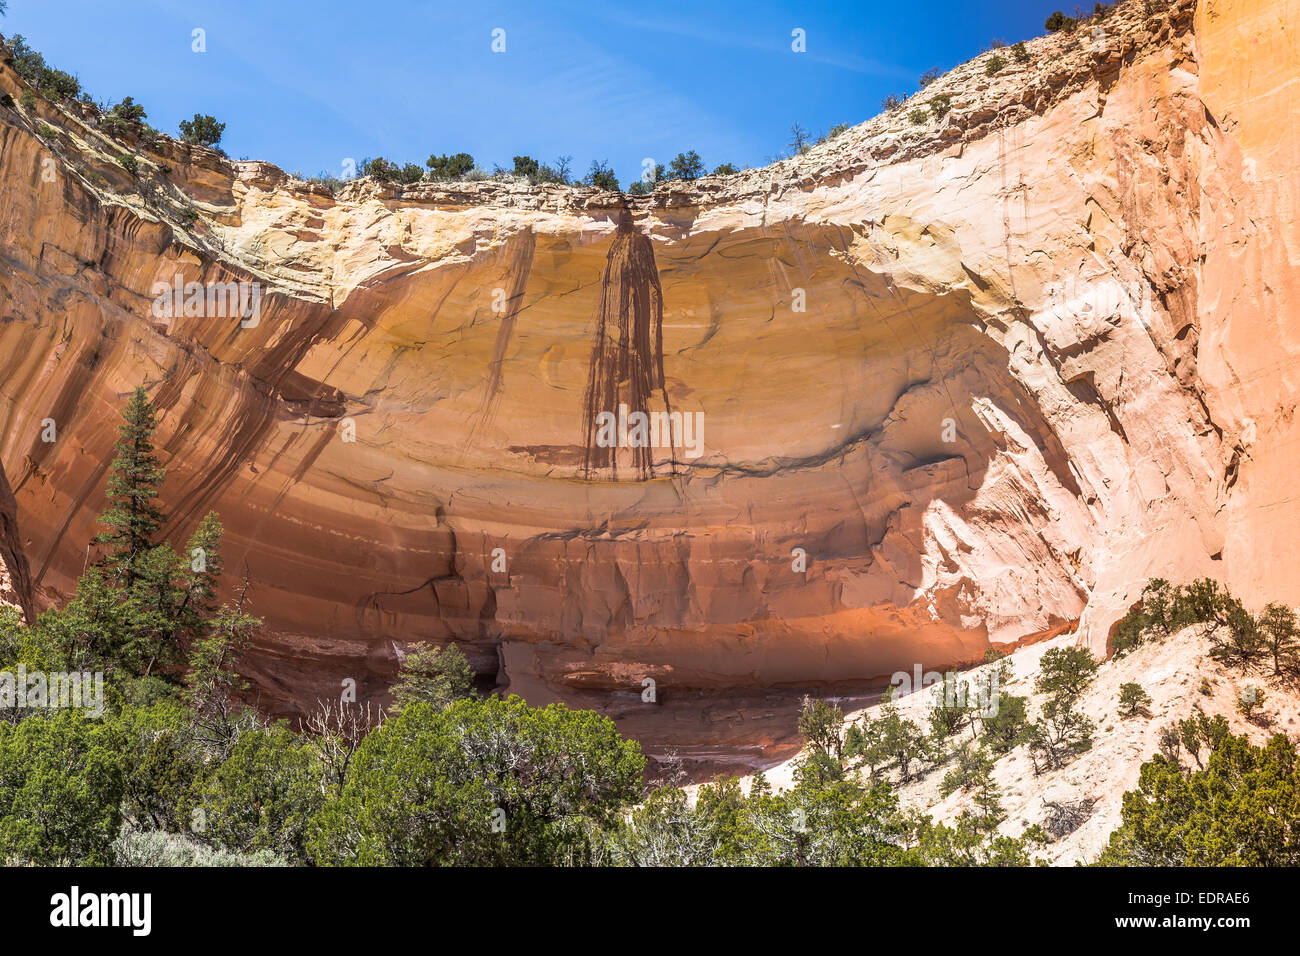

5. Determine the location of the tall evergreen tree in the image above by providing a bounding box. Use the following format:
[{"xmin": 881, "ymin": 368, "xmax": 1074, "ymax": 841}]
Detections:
[
  {"xmin": 94, "ymin": 386, "xmax": 166, "ymax": 588},
  {"xmin": 179, "ymin": 511, "xmax": 224, "ymax": 628}
]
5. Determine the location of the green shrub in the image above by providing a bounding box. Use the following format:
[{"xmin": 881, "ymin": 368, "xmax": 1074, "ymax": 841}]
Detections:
[
  {"xmin": 178, "ymin": 113, "xmax": 225, "ymax": 147},
  {"xmin": 391, "ymin": 642, "xmax": 474, "ymax": 714},
  {"xmin": 1110, "ymin": 578, "xmax": 1268, "ymax": 665},
  {"xmin": 712, "ymin": 162, "xmax": 739, "ymax": 175},
  {"xmin": 667, "ymin": 150, "xmax": 704, "ymax": 180},
  {"xmin": 1045, "ymin": 11, "xmax": 1079, "ymax": 32},
  {"xmin": 359, "ymin": 156, "xmax": 424, "ymax": 184},
  {"xmin": 1012, "ymin": 41, "xmax": 1031, "ymax": 63},
  {"xmin": 928, "ymin": 94, "xmax": 953, "ymax": 119},
  {"xmin": 1026, "ymin": 697, "xmax": 1094, "ymax": 772},
  {"xmin": 1117, "ymin": 682, "xmax": 1152, "ymax": 718},
  {"xmin": 307, "ymin": 696, "xmax": 644, "ymax": 866},
  {"xmin": 1099, "ymin": 732, "xmax": 1300, "ymax": 865},
  {"xmin": 426, "ymin": 151, "xmax": 475, "ymax": 180},
  {"xmin": 195, "ymin": 724, "xmax": 323, "ymax": 861},
  {"xmin": 1257, "ymin": 603, "xmax": 1300, "ymax": 675},
  {"xmin": 1236, "ymin": 684, "xmax": 1266, "ymax": 721},
  {"xmin": 1035, "ymin": 646, "xmax": 1099, "ymax": 701},
  {"xmin": 504, "ymin": 154, "xmax": 569, "ymax": 185},
  {"xmin": 585, "ymin": 159, "xmax": 619, "ymax": 191},
  {"xmin": 9, "ymin": 35, "xmax": 82, "ymax": 102},
  {"xmin": 1178, "ymin": 710, "xmax": 1229, "ymax": 769},
  {"xmin": 112, "ymin": 827, "xmax": 287, "ymax": 866},
  {"xmin": 982, "ymin": 694, "xmax": 1029, "ymax": 754},
  {"xmin": 985, "ymin": 54, "xmax": 1007, "ymax": 76},
  {"xmin": 908, "ymin": 108, "xmax": 928, "ymax": 125},
  {"xmin": 0, "ymin": 712, "xmax": 125, "ymax": 865},
  {"xmin": 20, "ymin": 90, "xmax": 36, "ymax": 111},
  {"xmin": 119, "ymin": 154, "xmax": 139, "ymax": 176},
  {"xmin": 109, "ymin": 96, "xmax": 146, "ymax": 124}
]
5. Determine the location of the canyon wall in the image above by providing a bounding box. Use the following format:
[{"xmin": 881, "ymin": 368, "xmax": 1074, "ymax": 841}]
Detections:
[{"xmin": 0, "ymin": 0, "xmax": 1295, "ymax": 770}]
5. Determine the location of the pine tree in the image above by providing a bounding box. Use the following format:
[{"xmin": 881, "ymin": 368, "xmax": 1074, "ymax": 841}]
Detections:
[
  {"xmin": 94, "ymin": 386, "xmax": 166, "ymax": 588},
  {"xmin": 390, "ymin": 642, "xmax": 475, "ymax": 714},
  {"xmin": 185, "ymin": 576, "xmax": 260, "ymax": 759},
  {"xmin": 179, "ymin": 511, "xmax": 224, "ymax": 628},
  {"xmin": 1117, "ymin": 682, "xmax": 1152, "ymax": 718},
  {"xmin": 1257, "ymin": 603, "xmax": 1300, "ymax": 676}
]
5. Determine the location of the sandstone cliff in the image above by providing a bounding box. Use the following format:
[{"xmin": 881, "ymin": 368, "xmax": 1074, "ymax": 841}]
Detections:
[{"xmin": 0, "ymin": 0, "xmax": 1295, "ymax": 770}]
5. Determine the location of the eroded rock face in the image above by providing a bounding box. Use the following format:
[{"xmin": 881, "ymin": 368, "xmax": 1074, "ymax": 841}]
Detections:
[
  {"xmin": 0, "ymin": 0, "xmax": 1295, "ymax": 770},
  {"xmin": 0, "ymin": 459, "xmax": 32, "ymax": 620}
]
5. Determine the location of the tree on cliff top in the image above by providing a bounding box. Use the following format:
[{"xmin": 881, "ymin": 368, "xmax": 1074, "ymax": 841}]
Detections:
[
  {"xmin": 666, "ymin": 150, "xmax": 704, "ymax": 180},
  {"xmin": 426, "ymin": 152, "xmax": 475, "ymax": 179},
  {"xmin": 585, "ymin": 159, "xmax": 619, "ymax": 191},
  {"xmin": 179, "ymin": 113, "xmax": 225, "ymax": 148}
]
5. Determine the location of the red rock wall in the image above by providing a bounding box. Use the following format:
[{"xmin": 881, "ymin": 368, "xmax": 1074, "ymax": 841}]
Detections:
[{"xmin": 0, "ymin": 0, "xmax": 1294, "ymax": 769}]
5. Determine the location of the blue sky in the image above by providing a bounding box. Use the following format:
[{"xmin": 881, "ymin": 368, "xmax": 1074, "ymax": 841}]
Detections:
[{"xmin": 4, "ymin": 0, "xmax": 1056, "ymax": 185}]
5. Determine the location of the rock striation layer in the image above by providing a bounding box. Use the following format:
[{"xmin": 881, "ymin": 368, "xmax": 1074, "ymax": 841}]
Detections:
[{"xmin": 0, "ymin": 0, "xmax": 1295, "ymax": 770}]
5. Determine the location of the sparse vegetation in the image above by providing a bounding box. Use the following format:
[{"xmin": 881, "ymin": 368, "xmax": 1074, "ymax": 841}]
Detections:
[
  {"xmin": 585, "ymin": 159, "xmax": 619, "ymax": 191},
  {"xmin": 787, "ymin": 122, "xmax": 810, "ymax": 154},
  {"xmin": 178, "ymin": 114, "xmax": 225, "ymax": 148},
  {"xmin": 425, "ymin": 152, "xmax": 476, "ymax": 180},
  {"xmin": 928, "ymin": 94, "xmax": 953, "ymax": 119},
  {"xmin": 1117, "ymin": 682, "xmax": 1152, "ymax": 718},
  {"xmin": 817, "ymin": 123, "xmax": 850, "ymax": 144},
  {"xmin": 881, "ymin": 94, "xmax": 903, "ymax": 112},
  {"xmin": 1026, "ymin": 647, "xmax": 1099, "ymax": 773},
  {"xmin": 1045, "ymin": 11, "xmax": 1080, "ymax": 33},
  {"xmin": 908, "ymin": 108, "xmax": 928, "ymax": 126},
  {"xmin": 358, "ymin": 157, "xmax": 424, "ymax": 184},
  {"xmin": 919, "ymin": 67, "xmax": 942, "ymax": 88},
  {"xmin": 100, "ymin": 97, "xmax": 148, "ymax": 139},
  {"xmin": 1012, "ymin": 41, "xmax": 1031, "ymax": 64},
  {"xmin": 1236, "ymin": 684, "xmax": 1267, "ymax": 721},
  {"xmin": 1111, "ymin": 578, "xmax": 1295, "ymax": 677},
  {"xmin": 666, "ymin": 150, "xmax": 704, "ymax": 180},
  {"xmin": 981, "ymin": 694, "xmax": 1030, "ymax": 754},
  {"xmin": 8, "ymin": 35, "xmax": 82, "ymax": 103},
  {"xmin": 985, "ymin": 54, "xmax": 1007, "ymax": 76}
]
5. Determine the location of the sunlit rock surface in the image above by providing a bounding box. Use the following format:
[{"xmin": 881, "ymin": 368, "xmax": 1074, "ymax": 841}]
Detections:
[{"xmin": 0, "ymin": 0, "xmax": 1295, "ymax": 771}]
